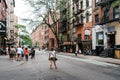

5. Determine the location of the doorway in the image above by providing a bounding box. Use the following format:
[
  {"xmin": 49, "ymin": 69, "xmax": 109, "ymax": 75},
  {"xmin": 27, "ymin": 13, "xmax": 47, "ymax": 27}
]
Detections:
[{"xmin": 107, "ymin": 34, "xmax": 115, "ymax": 48}]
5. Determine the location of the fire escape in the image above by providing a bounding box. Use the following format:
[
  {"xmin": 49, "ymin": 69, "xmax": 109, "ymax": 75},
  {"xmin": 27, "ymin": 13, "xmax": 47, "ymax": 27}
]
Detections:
[
  {"xmin": 98, "ymin": 0, "xmax": 118, "ymax": 24},
  {"xmin": 72, "ymin": 0, "xmax": 84, "ymax": 27},
  {"xmin": 60, "ymin": 7, "xmax": 67, "ymax": 33}
]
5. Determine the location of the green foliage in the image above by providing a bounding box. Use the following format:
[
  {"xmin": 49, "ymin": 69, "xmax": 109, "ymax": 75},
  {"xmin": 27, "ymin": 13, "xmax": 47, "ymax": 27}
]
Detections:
[
  {"xmin": 20, "ymin": 35, "xmax": 32, "ymax": 46},
  {"xmin": 14, "ymin": 24, "xmax": 26, "ymax": 29},
  {"xmin": 35, "ymin": 41, "xmax": 39, "ymax": 46},
  {"xmin": 14, "ymin": 24, "xmax": 28, "ymax": 34},
  {"xmin": 112, "ymin": 0, "xmax": 120, "ymax": 8},
  {"xmin": 14, "ymin": 24, "xmax": 31, "ymax": 46}
]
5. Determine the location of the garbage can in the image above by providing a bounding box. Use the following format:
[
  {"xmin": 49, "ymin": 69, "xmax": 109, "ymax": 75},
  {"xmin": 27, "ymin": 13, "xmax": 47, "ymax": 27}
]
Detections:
[{"xmin": 114, "ymin": 45, "xmax": 120, "ymax": 59}]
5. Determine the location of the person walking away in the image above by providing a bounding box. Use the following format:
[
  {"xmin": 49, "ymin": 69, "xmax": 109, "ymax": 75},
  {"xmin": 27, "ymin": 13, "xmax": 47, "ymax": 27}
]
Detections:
[
  {"xmin": 16, "ymin": 46, "xmax": 22, "ymax": 61},
  {"xmin": 30, "ymin": 48, "xmax": 35, "ymax": 59},
  {"xmin": 49, "ymin": 48, "xmax": 57, "ymax": 69},
  {"xmin": 21, "ymin": 47, "xmax": 24, "ymax": 60},
  {"xmin": 75, "ymin": 50, "xmax": 78, "ymax": 56},
  {"xmin": 9, "ymin": 46, "xmax": 16, "ymax": 62},
  {"xmin": 24, "ymin": 48, "xmax": 29, "ymax": 61},
  {"xmin": 6, "ymin": 46, "xmax": 9, "ymax": 55}
]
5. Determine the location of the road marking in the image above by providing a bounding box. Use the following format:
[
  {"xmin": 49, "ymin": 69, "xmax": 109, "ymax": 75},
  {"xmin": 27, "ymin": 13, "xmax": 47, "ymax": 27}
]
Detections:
[{"xmin": 58, "ymin": 55, "xmax": 119, "ymax": 67}]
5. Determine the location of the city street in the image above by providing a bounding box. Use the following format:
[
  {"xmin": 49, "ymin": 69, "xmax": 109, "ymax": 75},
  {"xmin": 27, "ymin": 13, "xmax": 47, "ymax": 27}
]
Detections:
[{"xmin": 0, "ymin": 50, "xmax": 120, "ymax": 80}]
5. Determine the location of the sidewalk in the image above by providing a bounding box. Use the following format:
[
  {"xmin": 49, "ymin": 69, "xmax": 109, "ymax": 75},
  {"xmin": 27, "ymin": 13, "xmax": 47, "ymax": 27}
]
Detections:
[
  {"xmin": 59, "ymin": 52, "xmax": 120, "ymax": 65},
  {"xmin": 0, "ymin": 55, "xmax": 25, "ymax": 71}
]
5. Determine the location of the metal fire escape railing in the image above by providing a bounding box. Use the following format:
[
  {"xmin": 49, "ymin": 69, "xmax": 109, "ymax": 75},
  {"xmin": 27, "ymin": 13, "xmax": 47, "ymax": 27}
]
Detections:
[{"xmin": 98, "ymin": 0, "xmax": 120, "ymax": 25}]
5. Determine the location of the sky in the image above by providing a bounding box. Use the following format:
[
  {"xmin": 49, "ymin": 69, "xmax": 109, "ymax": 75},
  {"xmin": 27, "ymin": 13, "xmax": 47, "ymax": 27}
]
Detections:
[
  {"xmin": 14, "ymin": 0, "xmax": 31, "ymax": 22},
  {"xmin": 14, "ymin": 0, "xmax": 46, "ymax": 33},
  {"xmin": 14, "ymin": 0, "xmax": 33, "ymax": 32}
]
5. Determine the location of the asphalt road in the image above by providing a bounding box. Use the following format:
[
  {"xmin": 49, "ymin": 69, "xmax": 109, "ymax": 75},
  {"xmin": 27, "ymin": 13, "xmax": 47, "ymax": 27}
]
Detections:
[{"xmin": 0, "ymin": 50, "xmax": 120, "ymax": 80}]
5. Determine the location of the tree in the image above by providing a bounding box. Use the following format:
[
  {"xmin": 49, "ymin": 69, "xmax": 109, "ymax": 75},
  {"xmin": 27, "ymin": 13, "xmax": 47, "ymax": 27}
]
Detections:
[
  {"xmin": 20, "ymin": 35, "xmax": 32, "ymax": 46},
  {"xmin": 14, "ymin": 24, "xmax": 32, "ymax": 46},
  {"xmin": 112, "ymin": 0, "xmax": 120, "ymax": 7},
  {"xmin": 23, "ymin": 0, "xmax": 67, "ymax": 49}
]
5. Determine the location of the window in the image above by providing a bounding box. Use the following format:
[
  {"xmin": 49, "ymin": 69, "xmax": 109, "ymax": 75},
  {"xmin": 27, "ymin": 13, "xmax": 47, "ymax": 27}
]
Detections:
[
  {"xmin": 78, "ymin": 34, "xmax": 81, "ymax": 43},
  {"xmin": 76, "ymin": 16, "xmax": 79, "ymax": 23},
  {"xmin": 95, "ymin": 14, "xmax": 99, "ymax": 23},
  {"xmin": 96, "ymin": 32, "xmax": 104, "ymax": 45},
  {"xmin": 86, "ymin": 0, "xmax": 89, "ymax": 8},
  {"xmin": 86, "ymin": 12, "xmax": 89, "ymax": 22},
  {"xmin": 113, "ymin": 6, "xmax": 119, "ymax": 19},
  {"xmin": 80, "ymin": 1, "xmax": 83, "ymax": 9},
  {"xmin": 104, "ymin": 9, "xmax": 109, "ymax": 22},
  {"xmin": 72, "ymin": 33, "xmax": 76, "ymax": 41},
  {"xmin": 95, "ymin": 0, "xmax": 99, "ymax": 7},
  {"xmin": 67, "ymin": 34, "xmax": 70, "ymax": 41},
  {"xmin": 80, "ymin": 15, "xmax": 83, "ymax": 23}
]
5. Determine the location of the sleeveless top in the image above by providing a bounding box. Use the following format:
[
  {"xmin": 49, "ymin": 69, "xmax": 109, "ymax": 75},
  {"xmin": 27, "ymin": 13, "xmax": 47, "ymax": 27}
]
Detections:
[{"xmin": 50, "ymin": 51, "xmax": 56, "ymax": 58}]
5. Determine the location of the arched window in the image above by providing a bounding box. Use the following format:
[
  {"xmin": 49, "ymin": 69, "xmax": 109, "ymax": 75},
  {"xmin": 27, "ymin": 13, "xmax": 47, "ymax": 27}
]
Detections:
[
  {"xmin": 86, "ymin": 12, "xmax": 89, "ymax": 22},
  {"xmin": 104, "ymin": 9, "xmax": 109, "ymax": 22},
  {"xmin": 80, "ymin": 14, "xmax": 83, "ymax": 23},
  {"xmin": 86, "ymin": 0, "xmax": 89, "ymax": 8}
]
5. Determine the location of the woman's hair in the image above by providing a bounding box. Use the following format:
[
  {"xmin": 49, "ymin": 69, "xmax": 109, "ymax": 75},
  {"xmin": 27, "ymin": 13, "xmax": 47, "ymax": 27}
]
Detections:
[
  {"xmin": 51, "ymin": 48, "xmax": 54, "ymax": 51},
  {"xmin": 25, "ymin": 48, "xmax": 28, "ymax": 50},
  {"xmin": 31, "ymin": 47, "xmax": 34, "ymax": 50}
]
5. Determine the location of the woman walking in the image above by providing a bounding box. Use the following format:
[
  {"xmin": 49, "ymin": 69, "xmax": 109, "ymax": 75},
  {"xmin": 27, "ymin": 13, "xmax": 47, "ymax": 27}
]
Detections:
[
  {"xmin": 16, "ymin": 46, "xmax": 22, "ymax": 61},
  {"xmin": 30, "ymin": 48, "xmax": 35, "ymax": 59},
  {"xmin": 9, "ymin": 46, "xmax": 16, "ymax": 62},
  {"xmin": 48, "ymin": 48, "xmax": 57, "ymax": 69}
]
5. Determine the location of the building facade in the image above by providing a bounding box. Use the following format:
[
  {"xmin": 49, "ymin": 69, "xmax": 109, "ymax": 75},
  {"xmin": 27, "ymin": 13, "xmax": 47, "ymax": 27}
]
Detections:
[
  {"xmin": 6, "ymin": 0, "xmax": 16, "ymax": 46},
  {"xmin": 59, "ymin": 0, "xmax": 92, "ymax": 53},
  {"xmin": 73, "ymin": 0, "xmax": 92, "ymax": 53},
  {"xmin": 0, "ymin": 0, "xmax": 7, "ymax": 53},
  {"xmin": 92, "ymin": 0, "xmax": 120, "ymax": 57},
  {"xmin": 30, "ymin": 25, "xmax": 44, "ymax": 48}
]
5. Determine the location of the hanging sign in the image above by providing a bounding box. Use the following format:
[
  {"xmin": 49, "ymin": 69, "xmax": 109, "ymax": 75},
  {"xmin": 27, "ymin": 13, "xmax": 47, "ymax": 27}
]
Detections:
[
  {"xmin": 85, "ymin": 29, "xmax": 90, "ymax": 35},
  {"xmin": 0, "ymin": 21, "xmax": 6, "ymax": 35}
]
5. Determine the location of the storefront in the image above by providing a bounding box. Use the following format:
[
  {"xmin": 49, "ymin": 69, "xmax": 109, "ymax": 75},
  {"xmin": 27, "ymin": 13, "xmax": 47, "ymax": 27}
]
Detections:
[
  {"xmin": 92, "ymin": 25, "xmax": 107, "ymax": 56},
  {"xmin": 0, "ymin": 21, "xmax": 6, "ymax": 55},
  {"xmin": 92, "ymin": 24, "xmax": 118, "ymax": 57}
]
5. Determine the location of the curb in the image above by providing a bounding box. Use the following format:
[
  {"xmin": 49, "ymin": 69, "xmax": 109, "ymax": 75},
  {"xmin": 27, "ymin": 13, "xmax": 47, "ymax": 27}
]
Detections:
[{"xmin": 58, "ymin": 52, "xmax": 120, "ymax": 66}]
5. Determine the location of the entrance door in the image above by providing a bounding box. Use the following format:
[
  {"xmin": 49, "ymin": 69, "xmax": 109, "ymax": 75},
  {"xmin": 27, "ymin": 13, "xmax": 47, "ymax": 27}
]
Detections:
[{"xmin": 107, "ymin": 34, "xmax": 115, "ymax": 48}]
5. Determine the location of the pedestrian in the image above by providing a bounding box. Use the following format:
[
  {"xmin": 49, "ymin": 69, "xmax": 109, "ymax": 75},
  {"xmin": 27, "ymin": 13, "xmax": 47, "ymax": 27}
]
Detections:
[
  {"xmin": 79, "ymin": 49, "xmax": 82, "ymax": 54},
  {"xmin": 16, "ymin": 46, "xmax": 22, "ymax": 61},
  {"xmin": 21, "ymin": 47, "xmax": 24, "ymax": 60},
  {"xmin": 9, "ymin": 46, "xmax": 16, "ymax": 62},
  {"xmin": 24, "ymin": 48, "xmax": 29, "ymax": 61},
  {"xmin": 6, "ymin": 46, "xmax": 9, "ymax": 55},
  {"xmin": 29, "ymin": 48, "xmax": 35, "ymax": 59},
  {"xmin": 48, "ymin": 48, "xmax": 57, "ymax": 69},
  {"xmin": 63, "ymin": 46, "xmax": 66, "ymax": 52},
  {"xmin": 75, "ymin": 50, "xmax": 78, "ymax": 56}
]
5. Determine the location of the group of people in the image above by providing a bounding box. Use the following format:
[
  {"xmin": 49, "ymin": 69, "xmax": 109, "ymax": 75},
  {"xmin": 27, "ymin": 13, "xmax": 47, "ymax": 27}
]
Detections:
[{"xmin": 8, "ymin": 46, "xmax": 35, "ymax": 62}]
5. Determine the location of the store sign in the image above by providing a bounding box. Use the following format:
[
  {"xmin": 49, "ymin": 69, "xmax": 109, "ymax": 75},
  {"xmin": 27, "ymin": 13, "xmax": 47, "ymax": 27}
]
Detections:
[
  {"xmin": 0, "ymin": 21, "xmax": 6, "ymax": 35},
  {"xmin": 85, "ymin": 29, "xmax": 90, "ymax": 35},
  {"xmin": 95, "ymin": 25, "xmax": 104, "ymax": 32}
]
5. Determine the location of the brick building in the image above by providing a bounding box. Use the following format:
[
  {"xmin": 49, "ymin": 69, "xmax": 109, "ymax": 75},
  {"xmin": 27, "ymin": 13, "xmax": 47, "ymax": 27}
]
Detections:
[
  {"xmin": 59, "ymin": 0, "xmax": 92, "ymax": 53},
  {"xmin": 92, "ymin": 0, "xmax": 120, "ymax": 57},
  {"xmin": 0, "ymin": 0, "xmax": 7, "ymax": 53}
]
